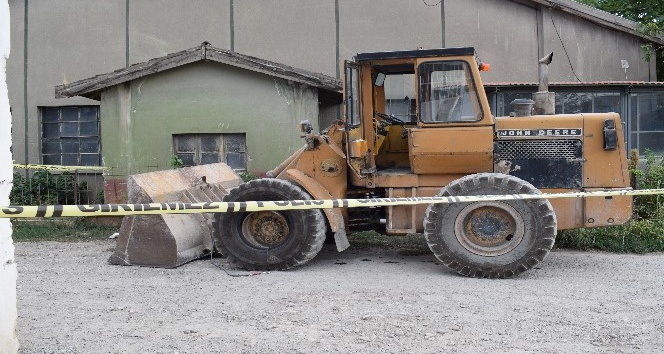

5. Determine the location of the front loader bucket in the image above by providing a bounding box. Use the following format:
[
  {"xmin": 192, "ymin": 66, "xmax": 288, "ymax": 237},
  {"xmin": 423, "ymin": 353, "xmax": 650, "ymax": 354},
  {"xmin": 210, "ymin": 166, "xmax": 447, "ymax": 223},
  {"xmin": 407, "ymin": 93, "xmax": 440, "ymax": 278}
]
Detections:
[{"xmin": 108, "ymin": 163, "xmax": 242, "ymax": 268}]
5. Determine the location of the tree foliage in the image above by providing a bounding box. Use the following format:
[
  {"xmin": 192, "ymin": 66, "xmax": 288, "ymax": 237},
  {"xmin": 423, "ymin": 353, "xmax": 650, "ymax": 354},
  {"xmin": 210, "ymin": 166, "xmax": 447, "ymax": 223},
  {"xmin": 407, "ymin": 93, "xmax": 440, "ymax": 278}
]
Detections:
[{"xmin": 577, "ymin": 0, "xmax": 664, "ymax": 79}]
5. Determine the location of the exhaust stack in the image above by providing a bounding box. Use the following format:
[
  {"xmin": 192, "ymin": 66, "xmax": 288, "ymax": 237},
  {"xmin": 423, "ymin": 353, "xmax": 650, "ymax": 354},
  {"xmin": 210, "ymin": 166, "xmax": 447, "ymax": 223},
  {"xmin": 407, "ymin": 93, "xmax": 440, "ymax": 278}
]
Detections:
[{"xmin": 532, "ymin": 52, "xmax": 555, "ymax": 115}]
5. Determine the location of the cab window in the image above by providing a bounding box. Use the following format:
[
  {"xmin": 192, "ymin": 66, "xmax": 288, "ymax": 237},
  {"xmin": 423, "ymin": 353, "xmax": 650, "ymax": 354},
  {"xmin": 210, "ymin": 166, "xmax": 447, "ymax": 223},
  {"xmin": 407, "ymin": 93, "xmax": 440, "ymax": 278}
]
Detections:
[
  {"xmin": 345, "ymin": 64, "xmax": 361, "ymax": 126},
  {"xmin": 419, "ymin": 61, "xmax": 483, "ymax": 123},
  {"xmin": 383, "ymin": 74, "xmax": 416, "ymax": 123}
]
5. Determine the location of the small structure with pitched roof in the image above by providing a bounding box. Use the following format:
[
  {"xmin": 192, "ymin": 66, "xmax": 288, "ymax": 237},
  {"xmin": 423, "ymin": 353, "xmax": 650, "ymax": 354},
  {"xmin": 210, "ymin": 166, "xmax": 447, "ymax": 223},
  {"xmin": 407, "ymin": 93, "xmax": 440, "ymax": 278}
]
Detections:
[{"xmin": 56, "ymin": 43, "xmax": 342, "ymax": 203}]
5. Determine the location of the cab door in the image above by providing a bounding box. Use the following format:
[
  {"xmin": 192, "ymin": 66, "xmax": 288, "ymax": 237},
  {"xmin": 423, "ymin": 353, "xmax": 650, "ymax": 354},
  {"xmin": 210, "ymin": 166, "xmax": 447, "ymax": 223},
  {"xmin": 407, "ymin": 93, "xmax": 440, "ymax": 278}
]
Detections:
[
  {"xmin": 410, "ymin": 58, "xmax": 494, "ymax": 174},
  {"xmin": 343, "ymin": 61, "xmax": 369, "ymax": 179}
]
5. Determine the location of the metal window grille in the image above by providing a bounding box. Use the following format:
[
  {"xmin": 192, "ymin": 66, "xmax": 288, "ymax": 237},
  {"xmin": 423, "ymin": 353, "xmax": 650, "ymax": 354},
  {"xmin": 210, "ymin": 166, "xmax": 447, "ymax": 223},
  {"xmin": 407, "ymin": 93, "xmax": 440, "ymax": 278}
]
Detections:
[
  {"xmin": 173, "ymin": 133, "xmax": 247, "ymax": 171},
  {"xmin": 41, "ymin": 106, "xmax": 101, "ymax": 166}
]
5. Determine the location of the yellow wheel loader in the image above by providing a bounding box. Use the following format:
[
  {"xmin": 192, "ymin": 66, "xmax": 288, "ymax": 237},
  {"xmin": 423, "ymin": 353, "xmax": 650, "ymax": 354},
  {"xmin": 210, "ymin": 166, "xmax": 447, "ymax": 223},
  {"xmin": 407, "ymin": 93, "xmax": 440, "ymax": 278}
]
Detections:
[{"xmin": 214, "ymin": 47, "xmax": 632, "ymax": 278}]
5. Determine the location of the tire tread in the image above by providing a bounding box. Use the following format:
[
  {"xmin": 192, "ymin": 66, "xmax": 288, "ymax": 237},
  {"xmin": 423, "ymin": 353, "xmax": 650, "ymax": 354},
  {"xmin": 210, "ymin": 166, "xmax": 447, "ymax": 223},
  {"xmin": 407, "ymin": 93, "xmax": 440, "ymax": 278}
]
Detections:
[
  {"xmin": 214, "ymin": 178, "xmax": 326, "ymax": 271},
  {"xmin": 424, "ymin": 173, "xmax": 557, "ymax": 278}
]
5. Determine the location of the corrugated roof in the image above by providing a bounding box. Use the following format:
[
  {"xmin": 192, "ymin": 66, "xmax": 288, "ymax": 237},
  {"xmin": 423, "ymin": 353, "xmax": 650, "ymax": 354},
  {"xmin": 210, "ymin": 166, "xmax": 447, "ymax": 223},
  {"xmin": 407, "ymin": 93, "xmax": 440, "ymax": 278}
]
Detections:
[
  {"xmin": 525, "ymin": 0, "xmax": 664, "ymax": 44},
  {"xmin": 55, "ymin": 43, "xmax": 342, "ymax": 101},
  {"xmin": 485, "ymin": 81, "xmax": 664, "ymax": 87}
]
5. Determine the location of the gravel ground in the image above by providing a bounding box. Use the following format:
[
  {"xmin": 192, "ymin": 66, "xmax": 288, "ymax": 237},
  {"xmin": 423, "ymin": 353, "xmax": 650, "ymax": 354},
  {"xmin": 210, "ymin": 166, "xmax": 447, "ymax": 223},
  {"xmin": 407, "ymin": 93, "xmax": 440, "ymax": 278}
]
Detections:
[{"xmin": 13, "ymin": 240, "xmax": 664, "ymax": 353}]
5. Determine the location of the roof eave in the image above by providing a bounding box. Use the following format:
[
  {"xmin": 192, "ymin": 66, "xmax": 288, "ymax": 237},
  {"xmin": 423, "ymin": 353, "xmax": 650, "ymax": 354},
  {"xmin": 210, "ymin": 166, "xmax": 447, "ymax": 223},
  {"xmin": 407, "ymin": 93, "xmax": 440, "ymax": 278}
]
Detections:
[
  {"xmin": 204, "ymin": 47, "xmax": 342, "ymax": 93},
  {"xmin": 56, "ymin": 44, "xmax": 342, "ymax": 100},
  {"xmin": 55, "ymin": 47, "xmax": 202, "ymax": 100},
  {"xmin": 527, "ymin": 0, "xmax": 664, "ymax": 45}
]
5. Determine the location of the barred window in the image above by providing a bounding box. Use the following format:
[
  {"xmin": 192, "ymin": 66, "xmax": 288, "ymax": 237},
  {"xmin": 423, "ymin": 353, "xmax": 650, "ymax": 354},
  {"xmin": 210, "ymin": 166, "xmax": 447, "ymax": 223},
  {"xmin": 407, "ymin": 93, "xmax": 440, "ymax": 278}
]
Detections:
[
  {"xmin": 41, "ymin": 106, "xmax": 101, "ymax": 166},
  {"xmin": 173, "ymin": 133, "xmax": 247, "ymax": 171}
]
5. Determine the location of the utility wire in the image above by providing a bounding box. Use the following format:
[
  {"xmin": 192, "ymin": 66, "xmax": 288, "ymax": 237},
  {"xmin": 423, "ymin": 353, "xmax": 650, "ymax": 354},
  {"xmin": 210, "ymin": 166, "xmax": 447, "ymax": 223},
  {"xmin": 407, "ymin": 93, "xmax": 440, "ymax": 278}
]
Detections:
[
  {"xmin": 423, "ymin": 0, "xmax": 442, "ymax": 6},
  {"xmin": 550, "ymin": 11, "xmax": 583, "ymax": 82}
]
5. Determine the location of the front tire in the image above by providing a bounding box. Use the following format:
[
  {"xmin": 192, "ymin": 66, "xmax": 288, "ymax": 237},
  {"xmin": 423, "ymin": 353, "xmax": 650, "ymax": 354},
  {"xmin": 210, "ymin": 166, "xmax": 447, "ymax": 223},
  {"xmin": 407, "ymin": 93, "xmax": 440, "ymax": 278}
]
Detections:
[
  {"xmin": 424, "ymin": 173, "xmax": 557, "ymax": 278},
  {"xmin": 214, "ymin": 178, "xmax": 326, "ymax": 270}
]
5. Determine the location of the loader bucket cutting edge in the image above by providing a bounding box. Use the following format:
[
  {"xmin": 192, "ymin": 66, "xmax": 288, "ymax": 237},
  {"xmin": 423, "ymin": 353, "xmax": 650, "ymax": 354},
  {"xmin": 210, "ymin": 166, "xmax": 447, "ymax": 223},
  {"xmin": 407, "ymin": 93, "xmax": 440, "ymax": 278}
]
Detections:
[{"xmin": 108, "ymin": 162, "xmax": 242, "ymax": 268}]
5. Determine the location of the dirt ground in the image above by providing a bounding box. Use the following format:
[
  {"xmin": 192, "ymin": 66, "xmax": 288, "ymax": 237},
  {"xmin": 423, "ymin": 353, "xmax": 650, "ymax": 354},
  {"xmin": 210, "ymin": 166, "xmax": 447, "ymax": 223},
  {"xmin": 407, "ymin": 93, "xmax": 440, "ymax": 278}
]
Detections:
[{"xmin": 13, "ymin": 240, "xmax": 664, "ymax": 353}]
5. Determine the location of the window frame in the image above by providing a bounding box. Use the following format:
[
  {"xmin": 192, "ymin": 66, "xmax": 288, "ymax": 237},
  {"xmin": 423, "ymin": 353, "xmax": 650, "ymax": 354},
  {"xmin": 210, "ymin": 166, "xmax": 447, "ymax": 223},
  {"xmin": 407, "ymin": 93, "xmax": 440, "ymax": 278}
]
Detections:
[
  {"xmin": 40, "ymin": 105, "xmax": 101, "ymax": 167},
  {"xmin": 418, "ymin": 60, "xmax": 484, "ymax": 124},
  {"xmin": 383, "ymin": 73, "xmax": 417, "ymax": 123},
  {"xmin": 629, "ymin": 90, "xmax": 664, "ymax": 156},
  {"xmin": 172, "ymin": 133, "xmax": 247, "ymax": 171},
  {"xmin": 344, "ymin": 62, "xmax": 361, "ymax": 127}
]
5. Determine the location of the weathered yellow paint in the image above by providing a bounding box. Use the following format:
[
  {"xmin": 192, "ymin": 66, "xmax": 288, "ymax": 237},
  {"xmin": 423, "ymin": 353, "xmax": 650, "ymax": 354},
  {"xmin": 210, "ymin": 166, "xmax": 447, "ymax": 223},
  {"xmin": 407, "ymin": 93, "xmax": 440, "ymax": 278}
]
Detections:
[
  {"xmin": 582, "ymin": 113, "xmax": 630, "ymax": 188},
  {"xmin": 274, "ymin": 123, "xmax": 348, "ymax": 201},
  {"xmin": 278, "ymin": 49, "xmax": 633, "ymax": 236},
  {"xmin": 271, "ymin": 122, "xmax": 349, "ymax": 235},
  {"xmin": 496, "ymin": 112, "xmax": 630, "ymax": 189},
  {"xmin": 374, "ymin": 123, "xmax": 412, "ymax": 170},
  {"xmin": 584, "ymin": 190, "xmax": 632, "ymax": 228},
  {"xmin": 410, "ymin": 126, "xmax": 494, "ymax": 174},
  {"xmin": 283, "ymin": 168, "xmax": 345, "ymax": 235}
]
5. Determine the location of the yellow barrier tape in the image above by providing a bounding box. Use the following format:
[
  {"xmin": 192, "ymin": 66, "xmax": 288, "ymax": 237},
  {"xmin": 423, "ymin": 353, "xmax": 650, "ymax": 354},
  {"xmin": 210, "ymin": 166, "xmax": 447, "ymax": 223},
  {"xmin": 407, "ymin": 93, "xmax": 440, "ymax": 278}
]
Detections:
[
  {"xmin": 12, "ymin": 163, "xmax": 106, "ymax": 171},
  {"xmin": 1, "ymin": 188, "xmax": 661, "ymax": 219}
]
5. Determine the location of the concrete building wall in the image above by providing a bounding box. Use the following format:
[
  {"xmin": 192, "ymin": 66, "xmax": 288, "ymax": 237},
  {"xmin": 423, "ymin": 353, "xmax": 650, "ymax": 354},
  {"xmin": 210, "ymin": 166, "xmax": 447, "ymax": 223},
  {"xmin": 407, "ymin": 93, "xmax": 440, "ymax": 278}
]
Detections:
[
  {"xmin": 320, "ymin": 103, "xmax": 341, "ymax": 129},
  {"xmin": 339, "ymin": 0, "xmax": 443, "ymax": 69},
  {"xmin": 444, "ymin": 0, "xmax": 656, "ymax": 83},
  {"xmin": 100, "ymin": 61, "xmax": 318, "ymax": 178},
  {"xmin": 233, "ymin": 0, "xmax": 443, "ymax": 78},
  {"xmin": 445, "ymin": 0, "xmax": 540, "ymax": 83},
  {"xmin": 129, "ymin": 0, "xmax": 231, "ymax": 64},
  {"xmin": 5, "ymin": 0, "xmax": 659, "ymax": 168},
  {"xmin": 8, "ymin": 0, "xmax": 125, "ymax": 166},
  {"xmin": 234, "ymin": 0, "xmax": 337, "ymax": 76},
  {"xmin": 543, "ymin": 9, "xmax": 657, "ymax": 82}
]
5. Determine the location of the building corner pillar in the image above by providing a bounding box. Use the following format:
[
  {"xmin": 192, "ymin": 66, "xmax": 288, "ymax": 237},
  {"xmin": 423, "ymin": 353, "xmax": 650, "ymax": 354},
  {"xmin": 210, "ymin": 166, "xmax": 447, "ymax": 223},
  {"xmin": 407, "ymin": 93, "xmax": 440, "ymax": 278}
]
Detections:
[{"xmin": 0, "ymin": 0, "xmax": 19, "ymax": 353}]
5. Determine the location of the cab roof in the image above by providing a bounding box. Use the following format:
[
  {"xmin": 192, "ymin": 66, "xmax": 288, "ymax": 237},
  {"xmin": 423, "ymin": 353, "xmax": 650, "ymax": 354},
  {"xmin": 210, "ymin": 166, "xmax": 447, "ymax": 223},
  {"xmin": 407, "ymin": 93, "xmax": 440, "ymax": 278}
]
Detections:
[{"xmin": 354, "ymin": 47, "xmax": 475, "ymax": 62}]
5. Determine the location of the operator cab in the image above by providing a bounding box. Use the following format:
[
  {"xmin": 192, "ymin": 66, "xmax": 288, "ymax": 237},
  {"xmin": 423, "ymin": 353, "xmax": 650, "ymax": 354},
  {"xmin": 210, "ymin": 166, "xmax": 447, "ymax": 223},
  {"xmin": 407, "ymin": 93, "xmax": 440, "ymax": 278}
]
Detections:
[{"xmin": 343, "ymin": 47, "xmax": 494, "ymax": 187}]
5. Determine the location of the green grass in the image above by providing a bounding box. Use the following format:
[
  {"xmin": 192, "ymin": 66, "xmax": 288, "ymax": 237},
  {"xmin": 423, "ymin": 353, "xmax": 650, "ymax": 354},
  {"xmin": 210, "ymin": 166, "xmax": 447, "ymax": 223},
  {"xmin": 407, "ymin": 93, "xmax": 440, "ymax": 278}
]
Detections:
[
  {"xmin": 11, "ymin": 218, "xmax": 119, "ymax": 242},
  {"xmin": 556, "ymin": 219, "xmax": 664, "ymax": 253}
]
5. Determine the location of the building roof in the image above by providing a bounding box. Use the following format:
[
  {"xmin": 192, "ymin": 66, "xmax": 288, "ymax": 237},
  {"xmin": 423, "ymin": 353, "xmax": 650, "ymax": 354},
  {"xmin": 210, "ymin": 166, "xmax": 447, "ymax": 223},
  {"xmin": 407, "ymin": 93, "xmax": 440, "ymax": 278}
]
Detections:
[
  {"xmin": 485, "ymin": 81, "xmax": 664, "ymax": 88},
  {"xmin": 523, "ymin": 0, "xmax": 664, "ymax": 44},
  {"xmin": 55, "ymin": 43, "xmax": 343, "ymax": 102}
]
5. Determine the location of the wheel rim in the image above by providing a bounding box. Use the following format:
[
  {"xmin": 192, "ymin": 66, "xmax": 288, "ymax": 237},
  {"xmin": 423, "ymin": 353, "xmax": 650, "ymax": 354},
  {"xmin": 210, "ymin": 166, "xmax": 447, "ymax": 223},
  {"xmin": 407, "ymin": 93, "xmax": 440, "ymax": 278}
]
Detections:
[
  {"xmin": 241, "ymin": 211, "xmax": 290, "ymax": 248},
  {"xmin": 453, "ymin": 201, "xmax": 525, "ymax": 257}
]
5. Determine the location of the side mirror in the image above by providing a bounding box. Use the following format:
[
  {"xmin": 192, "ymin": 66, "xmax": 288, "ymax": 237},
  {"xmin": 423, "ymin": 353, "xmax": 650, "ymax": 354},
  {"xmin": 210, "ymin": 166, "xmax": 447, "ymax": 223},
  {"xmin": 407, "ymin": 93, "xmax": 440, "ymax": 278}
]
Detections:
[{"xmin": 374, "ymin": 72, "xmax": 386, "ymax": 87}]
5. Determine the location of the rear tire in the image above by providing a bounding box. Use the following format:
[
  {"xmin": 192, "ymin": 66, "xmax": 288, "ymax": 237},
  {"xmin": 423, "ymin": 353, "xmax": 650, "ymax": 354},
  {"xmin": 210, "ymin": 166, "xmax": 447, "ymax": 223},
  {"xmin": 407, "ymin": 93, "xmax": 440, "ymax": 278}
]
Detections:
[
  {"xmin": 424, "ymin": 173, "xmax": 557, "ymax": 278},
  {"xmin": 214, "ymin": 178, "xmax": 326, "ymax": 270}
]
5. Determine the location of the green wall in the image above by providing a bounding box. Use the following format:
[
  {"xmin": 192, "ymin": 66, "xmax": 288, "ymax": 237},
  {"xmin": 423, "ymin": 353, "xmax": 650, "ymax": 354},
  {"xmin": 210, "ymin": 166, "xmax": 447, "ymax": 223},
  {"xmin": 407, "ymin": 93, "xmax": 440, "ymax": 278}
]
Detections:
[{"xmin": 100, "ymin": 62, "xmax": 319, "ymax": 177}]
